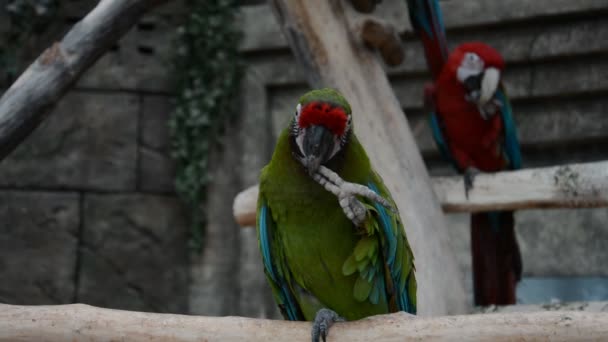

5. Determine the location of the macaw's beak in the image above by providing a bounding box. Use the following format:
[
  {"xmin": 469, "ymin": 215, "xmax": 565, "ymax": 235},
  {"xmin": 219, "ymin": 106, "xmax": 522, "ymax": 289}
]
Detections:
[
  {"xmin": 303, "ymin": 125, "xmax": 335, "ymax": 177},
  {"xmin": 479, "ymin": 67, "xmax": 501, "ymax": 105}
]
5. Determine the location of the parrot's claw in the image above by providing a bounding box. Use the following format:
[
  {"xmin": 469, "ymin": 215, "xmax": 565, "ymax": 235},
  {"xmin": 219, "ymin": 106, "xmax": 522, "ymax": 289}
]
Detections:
[
  {"xmin": 311, "ymin": 308, "xmax": 345, "ymax": 342},
  {"xmin": 311, "ymin": 165, "xmax": 394, "ymax": 226},
  {"xmin": 339, "ymin": 194, "xmax": 367, "ymax": 226},
  {"xmin": 464, "ymin": 167, "xmax": 481, "ymax": 199}
]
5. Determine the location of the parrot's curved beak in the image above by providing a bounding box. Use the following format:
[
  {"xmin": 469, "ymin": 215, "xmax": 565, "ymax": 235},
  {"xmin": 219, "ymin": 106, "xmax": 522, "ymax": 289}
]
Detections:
[
  {"xmin": 479, "ymin": 67, "xmax": 500, "ymax": 105},
  {"xmin": 303, "ymin": 125, "xmax": 335, "ymax": 177}
]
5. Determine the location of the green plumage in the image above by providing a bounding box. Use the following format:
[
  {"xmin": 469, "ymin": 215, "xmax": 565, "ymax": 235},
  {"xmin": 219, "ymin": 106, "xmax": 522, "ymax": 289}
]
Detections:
[{"xmin": 256, "ymin": 88, "xmax": 416, "ymax": 321}]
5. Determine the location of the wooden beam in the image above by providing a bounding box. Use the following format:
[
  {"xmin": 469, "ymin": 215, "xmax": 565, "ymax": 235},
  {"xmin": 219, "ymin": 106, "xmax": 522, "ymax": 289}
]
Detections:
[
  {"xmin": 0, "ymin": 0, "xmax": 168, "ymax": 161},
  {"xmin": 234, "ymin": 161, "xmax": 608, "ymax": 226},
  {"xmin": 268, "ymin": 0, "xmax": 466, "ymax": 315},
  {"xmin": 435, "ymin": 161, "xmax": 608, "ymax": 212},
  {"xmin": 1, "ymin": 303, "xmax": 607, "ymax": 341}
]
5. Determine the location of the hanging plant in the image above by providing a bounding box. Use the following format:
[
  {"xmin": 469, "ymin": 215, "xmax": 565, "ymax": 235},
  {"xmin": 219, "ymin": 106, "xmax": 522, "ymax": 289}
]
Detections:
[{"xmin": 169, "ymin": 0, "xmax": 243, "ymax": 251}]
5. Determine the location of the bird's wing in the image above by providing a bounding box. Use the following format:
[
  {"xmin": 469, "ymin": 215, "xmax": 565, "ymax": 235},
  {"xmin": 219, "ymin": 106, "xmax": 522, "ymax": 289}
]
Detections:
[
  {"xmin": 496, "ymin": 86, "xmax": 522, "ymax": 170},
  {"xmin": 341, "ymin": 172, "xmax": 417, "ymax": 314},
  {"xmin": 257, "ymin": 195, "xmax": 305, "ymax": 320}
]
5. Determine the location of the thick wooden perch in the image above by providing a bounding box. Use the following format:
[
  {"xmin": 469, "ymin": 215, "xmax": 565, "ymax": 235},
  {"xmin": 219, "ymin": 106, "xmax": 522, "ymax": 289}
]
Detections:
[
  {"xmin": 1, "ymin": 303, "xmax": 607, "ymax": 341},
  {"xmin": 0, "ymin": 0, "xmax": 167, "ymax": 161},
  {"xmin": 234, "ymin": 161, "xmax": 608, "ymax": 226},
  {"xmin": 436, "ymin": 161, "xmax": 608, "ymax": 212},
  {"xmin": 268, "ymin": 0, "xmax": 466, "ymax": 315}
]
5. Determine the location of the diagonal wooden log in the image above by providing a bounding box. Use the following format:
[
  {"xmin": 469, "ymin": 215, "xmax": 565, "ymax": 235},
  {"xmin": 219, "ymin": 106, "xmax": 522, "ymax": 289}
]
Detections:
[
  {"xmin": 1, "ymin": 303, "xmax": 607, "ymax": 341},
  {"xmin": 268, "ymin": 0, "xmax": 467, "ymax": 315},
  {"xmin": 0, "ymin": 0, "xmax": 168, "ymax": 161},
  {"xmin": 234, "ymin": 161, "xmax": 608, "ymax": 226}
]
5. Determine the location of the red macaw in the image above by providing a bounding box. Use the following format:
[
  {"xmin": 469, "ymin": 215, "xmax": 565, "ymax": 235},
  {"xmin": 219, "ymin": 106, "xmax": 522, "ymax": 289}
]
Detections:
[{"xmin": 407, "ymin": 0, "xmax": 523, "ymax": 305}]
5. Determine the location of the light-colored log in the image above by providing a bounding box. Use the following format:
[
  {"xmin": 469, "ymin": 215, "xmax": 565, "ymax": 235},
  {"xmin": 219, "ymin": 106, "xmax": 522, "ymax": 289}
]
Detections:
[
  {"xmin": 1, "ymin": 303, "xmax": 608, "ymax": 342},
  {"xmin": 0, "ymin": 0, "xmax": 167, "ymax": 160},
  {"xmin": 234, "ymin": 161, "xmax": 608, "ymax": 226},
  {"xmin": 435, "ymin": 161, "xmax": 608, "ymax": 212},
  {"xmin": 268, "ymin": 0, "xmax": 466, "ymax": 315}
]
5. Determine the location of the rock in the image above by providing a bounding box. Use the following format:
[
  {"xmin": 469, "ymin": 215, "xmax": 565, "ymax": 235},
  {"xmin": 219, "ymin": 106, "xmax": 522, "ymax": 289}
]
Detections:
[
  {"xmin": 0, "ymin": 91, "xmax": 138, "ymax": 191},
  {"xmin": 78, "ymin": 194, "xmax": 189, "ymax": 313},
  {"xmin": 139, "ymin": 95, "xmax": 176, "ymax": 194},
  {"xmin": 0, "ymin": 191, "xmax": 79, "ymax": 304}
]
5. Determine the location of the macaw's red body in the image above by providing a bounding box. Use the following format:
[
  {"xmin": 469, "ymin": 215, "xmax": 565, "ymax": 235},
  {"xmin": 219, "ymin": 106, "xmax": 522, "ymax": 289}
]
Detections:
[
  {"xmin": 407, "ymin": 0, "xmax": 523, "ymax": 306},
  {"xmin": 431, "ymin": 42, "xmax": 523, "ymax": 306},
  {"xmin": 433, "ymin": 43, "xmax": 508, "ymax": 172}
]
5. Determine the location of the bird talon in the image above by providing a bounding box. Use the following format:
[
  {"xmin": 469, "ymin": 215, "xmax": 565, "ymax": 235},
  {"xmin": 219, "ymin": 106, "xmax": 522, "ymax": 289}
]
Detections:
[
  {"xmin": 464, "ymin": 167, "xmax": 481, "ymax": 199},
  {"xmin": 312, "ymin": 308, "xmax": 345, "ymax": 342},
  {"xmin": 310, "ymin": 165, "xmax": 394, "ymax": 226}
]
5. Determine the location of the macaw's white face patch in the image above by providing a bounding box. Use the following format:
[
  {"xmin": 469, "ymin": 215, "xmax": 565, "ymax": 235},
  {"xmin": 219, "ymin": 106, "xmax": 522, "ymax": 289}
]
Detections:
[{"xmin": 457, "ymin": 52, "xmax": 484, "ymax": 83}]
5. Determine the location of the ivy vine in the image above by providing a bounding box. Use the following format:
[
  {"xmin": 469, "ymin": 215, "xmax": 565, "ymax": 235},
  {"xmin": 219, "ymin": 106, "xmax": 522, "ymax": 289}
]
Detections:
[{"xmin": 169, "ymin": 0, "xmax": 243, "ymax": 251}]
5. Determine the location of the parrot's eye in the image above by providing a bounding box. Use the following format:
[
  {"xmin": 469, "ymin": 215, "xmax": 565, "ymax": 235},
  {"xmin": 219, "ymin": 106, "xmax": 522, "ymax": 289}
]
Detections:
[
  {"xmin": 465, "ymin": 52, "xmax": 479, "ymax": 62},
  {"xmin": 295, "ymin": 103, "xmax": 302, "ymax": 118},
  {"xmin": 462, "ymin": 52, "xmax": 483, "ymax": 69},
  {"xmin": 346, "ymin": 116, "xmax": 352, "ymax": 127}
]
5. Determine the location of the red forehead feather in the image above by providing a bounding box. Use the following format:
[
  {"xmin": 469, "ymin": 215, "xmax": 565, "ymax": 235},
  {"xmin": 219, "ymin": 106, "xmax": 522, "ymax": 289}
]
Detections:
[{"xmin": 298, "ymin": 102, "xmax": 348, "ymax": 136}]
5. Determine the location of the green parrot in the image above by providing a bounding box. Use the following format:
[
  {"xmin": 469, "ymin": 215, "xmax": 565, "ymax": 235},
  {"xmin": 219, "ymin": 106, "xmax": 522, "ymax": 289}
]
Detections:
[{"xmin": 256, "ymin": 88, "xmax": 417, "ymax": 342}]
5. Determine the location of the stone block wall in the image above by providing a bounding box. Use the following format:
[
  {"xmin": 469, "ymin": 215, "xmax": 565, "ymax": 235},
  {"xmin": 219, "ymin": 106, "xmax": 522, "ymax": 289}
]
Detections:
[{"xmin": 0, "ymin": 0, "xmax": 189, "ymax": 314}]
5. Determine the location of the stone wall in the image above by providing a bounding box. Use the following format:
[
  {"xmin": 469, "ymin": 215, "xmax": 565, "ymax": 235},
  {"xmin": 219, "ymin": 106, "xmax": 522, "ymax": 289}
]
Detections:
[
  {"xmin": 1, "ymin": 0, "xmax": 607, "ymax": 318},
  {"xmin": 0, "ymin": 0, "xmax": 190, "ymax": 314}
]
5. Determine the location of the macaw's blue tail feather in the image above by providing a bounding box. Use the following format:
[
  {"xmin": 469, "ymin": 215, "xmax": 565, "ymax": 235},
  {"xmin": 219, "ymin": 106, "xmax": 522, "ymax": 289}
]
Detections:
[
  {"xmin": 471, "ymin": 211, "xmax": 522, "ymax": 305},
  {"xmin": 406, "ymin": 0, "xmax": 449, "ymax": 79}
]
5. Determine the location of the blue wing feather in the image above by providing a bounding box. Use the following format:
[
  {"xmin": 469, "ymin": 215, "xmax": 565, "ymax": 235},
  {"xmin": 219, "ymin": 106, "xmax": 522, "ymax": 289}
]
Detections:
[
  {"xmin": 258, "ymin": 200, "xmax": 303, "ymax": 321},
  {"xmin": 368, "ymin": 182, "xmax": 415, "ymax": 314},
  {"xmin": 496, "ymin": 89, "xmax": 522, "ymax": 170},
  {"xmin": 259, "ymin": 205, "xmax": 275, "ymax": 280}
]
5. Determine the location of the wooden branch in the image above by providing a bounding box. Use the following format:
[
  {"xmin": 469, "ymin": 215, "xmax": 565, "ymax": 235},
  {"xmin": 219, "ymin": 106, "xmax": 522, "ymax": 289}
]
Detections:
[
  {"xmin": 0, "ymin": 0, "xmax": 168, "ymax": 161},
  {"xmin": 1, "ymin": 303, "xmax": 607, "ymax": 341},
  {"xmin": 269, "ymin": 0, "xmax": 466, "ymax": 315},
  {"xmin": 359, "ymin": 18, "xmax": 405, "ymax": 66},
  {"xmin": 234, "ymin": 161, "xmax": 608, "ymax": 226},
  {"xmin": 435, "ymin": 161, "xmax": 608, "ymax": 212}
]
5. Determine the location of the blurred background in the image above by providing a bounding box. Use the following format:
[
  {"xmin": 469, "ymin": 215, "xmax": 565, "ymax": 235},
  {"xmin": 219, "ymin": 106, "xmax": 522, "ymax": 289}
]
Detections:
[{"xmin": 1, "ymin": 0, "xmax": 607, "ymax": 318}]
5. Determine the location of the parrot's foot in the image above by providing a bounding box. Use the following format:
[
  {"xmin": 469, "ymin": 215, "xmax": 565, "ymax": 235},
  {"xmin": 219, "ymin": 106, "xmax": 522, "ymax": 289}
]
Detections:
[
  {"xmin": 464, "ymin": 167, "xmax": 481, "ymax": 199},
  {"xmin": 312, "ymin": 165, "xmax": 394, "ymax": 226},
  {"xmin": 311, "ymin": 308, "xmax": 345, "ymax": 342}
]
